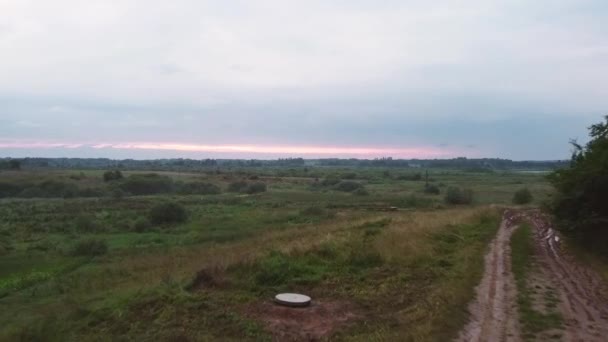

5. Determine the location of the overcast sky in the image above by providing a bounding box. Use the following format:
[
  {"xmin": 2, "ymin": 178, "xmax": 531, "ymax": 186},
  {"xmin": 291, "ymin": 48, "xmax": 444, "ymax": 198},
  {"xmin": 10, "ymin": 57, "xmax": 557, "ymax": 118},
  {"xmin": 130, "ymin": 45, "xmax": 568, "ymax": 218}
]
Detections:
[{"xmin": 1, "ymin": 0, "xmax": 607, "ymax": 160}]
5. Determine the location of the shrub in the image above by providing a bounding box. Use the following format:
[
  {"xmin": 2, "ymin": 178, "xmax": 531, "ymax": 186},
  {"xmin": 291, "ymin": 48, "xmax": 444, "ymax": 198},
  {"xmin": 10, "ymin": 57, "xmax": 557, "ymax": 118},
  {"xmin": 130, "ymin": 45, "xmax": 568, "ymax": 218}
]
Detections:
[
  {"xmin": 227, "ymin": 181, "xmax": 249, "ymax": 193},
  {"xmin": 119, "ymin": 174, "xmax": 173, "ymax": 195},
  {"xmin": 246, "ymin": 182, "xmax": 267, "ymax": 194},
  {"xmin": 424, "ymin": 184, "xmax": 441, "ymax": 195},
  {"xmin": 353, "ymin": 187, "xmax": 370, "ymax": 196},
  {"xmin": 103, "ymin": 170, "xmax": 123, "ymax": 182},
  {"xmin": 445, "ymin": 187, "xmax": 474, "ymax": 204},
  {"xmin": 148, "ymin": 202, "xmax": 188, "ymax": 225},
  {"xmin": 73, "ymin": 215, "xmax": 101, "ymax": 232},
  {"xmin": 176, "ymin": 182, "xmax": 221, "ymax": 195},
  {"xmin": 132, "ymin": 217, "xmax": 152, "ymax": 233},
  {"xmin": 341, "ymin": 172, "xmax": 357, "ymax": 180},
  {"xmin": 321, "ymin": 177, "xmax": 341, "ymax": 186},
  {"xmin": 334, "ymin": 181, "xmax": 363, "ymax": 192},
  {"xmin": 70, "ymin": 238, "xmax": 108, "ymax": 256},
  {"xmin": 397, "ymin": 173, "xmax": 422, "ymax": 181},
  {"xmin": 513, "ymin": 188, "xmax": 533, "ymax": 204},
  {"xmin": 18, "ymin": 187, "xmax": 47, "ymax": 198}
]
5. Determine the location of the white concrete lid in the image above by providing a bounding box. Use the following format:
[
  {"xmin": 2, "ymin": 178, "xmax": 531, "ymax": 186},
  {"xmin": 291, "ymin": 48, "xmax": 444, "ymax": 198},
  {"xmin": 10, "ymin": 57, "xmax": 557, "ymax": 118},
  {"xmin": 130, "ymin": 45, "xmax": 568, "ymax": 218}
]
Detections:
[{"xmin": 274, "ymin": 293, "xmax": 312, "ymax": 307}]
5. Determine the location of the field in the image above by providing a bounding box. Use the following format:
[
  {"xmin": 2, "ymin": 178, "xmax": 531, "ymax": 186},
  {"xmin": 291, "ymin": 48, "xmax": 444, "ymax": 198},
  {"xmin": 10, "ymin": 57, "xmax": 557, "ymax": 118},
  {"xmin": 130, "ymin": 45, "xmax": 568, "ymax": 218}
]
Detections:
[{"xmin": 0, "ymin": 167, "xmax": 552, "ymax": 341}]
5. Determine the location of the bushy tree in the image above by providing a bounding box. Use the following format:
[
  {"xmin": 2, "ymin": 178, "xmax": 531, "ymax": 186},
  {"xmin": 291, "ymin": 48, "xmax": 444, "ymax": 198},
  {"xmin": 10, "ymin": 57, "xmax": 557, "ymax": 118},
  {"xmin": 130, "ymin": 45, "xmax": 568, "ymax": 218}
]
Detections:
[
  {"xmin": 549, "ymin": 116, "xmax": 608, "ymax": 248},
  {"xmin": 512, "ymin": 188, "xmax": 533, "ymax": 204},
  {"xmin": 148, "ymin": 202, "xmax": 188, "ymax": 225},
  {"xmin": 103, "ymin": 170, "xmax": 123, "ymax": 182},
  {"xmin": 444, "ymin": 187, "xmax": 474, "ymax": 204}
]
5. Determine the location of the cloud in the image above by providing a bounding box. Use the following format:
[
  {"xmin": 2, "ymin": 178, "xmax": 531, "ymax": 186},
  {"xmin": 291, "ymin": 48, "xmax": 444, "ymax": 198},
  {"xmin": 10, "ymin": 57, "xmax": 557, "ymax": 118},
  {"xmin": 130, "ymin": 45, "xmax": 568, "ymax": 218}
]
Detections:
[{"xmin": 0, "ymin": 0, "xmax": 606, "ymax": 160}]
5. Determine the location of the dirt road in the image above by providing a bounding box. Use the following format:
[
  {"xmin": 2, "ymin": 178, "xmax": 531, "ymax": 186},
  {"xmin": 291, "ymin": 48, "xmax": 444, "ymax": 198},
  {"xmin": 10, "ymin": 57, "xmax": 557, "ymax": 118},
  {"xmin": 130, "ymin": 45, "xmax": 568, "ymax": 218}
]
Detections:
[{"xmin": 457, "ymin": 209, "xmax": 608, "ymax": 342}]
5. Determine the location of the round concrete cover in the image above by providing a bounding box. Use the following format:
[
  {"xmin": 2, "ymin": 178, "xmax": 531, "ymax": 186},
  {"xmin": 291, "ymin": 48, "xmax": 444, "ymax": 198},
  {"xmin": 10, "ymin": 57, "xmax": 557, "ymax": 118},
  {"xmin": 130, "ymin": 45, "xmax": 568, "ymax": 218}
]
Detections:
[{"xmin": 274, "ymin": 293, "xmax": 312, "ymax": 307}]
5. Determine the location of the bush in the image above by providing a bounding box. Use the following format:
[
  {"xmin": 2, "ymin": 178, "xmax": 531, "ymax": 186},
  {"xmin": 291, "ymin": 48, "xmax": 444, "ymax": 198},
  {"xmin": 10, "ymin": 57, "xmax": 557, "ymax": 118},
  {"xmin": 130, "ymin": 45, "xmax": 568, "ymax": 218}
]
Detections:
[
  {"xmin": 132, "ymin": 217, "xmax": 152, "ymax": 232},
  {"xmin": 424, "ymin": 184, "xmax": 441, "ymax": 195},
  {"xmin": 513, "ymin": 188, "xmax": 533, "ymax": 204},
  {"xmin": 549, "ymin": 116, "xmax": 608, "ymax": 251},
  {"xmin": 103, "ymin": 170, "xmax": 123, "ymax": 182},
  {"xmin": 119, "ymin": 174, "xmax": 173, "ymax": 195},
  {"xmin": 70, "ymin": 239, "xmax": 108, "ymax": 256},
  {"xmin": 246, "ymin": 182, "xmax": 267, "ymax": 194},
  {"xmin": 334, "ymin": 181, "xmax": 363, "ymax": 192},
  {"xmin": 148, "ymin": 202, "xmax": 188, "ymax": 225},
  {"xmin": 73, "ymin": 215, "xmax": 102, "ymax": 232},
  {"xmin": 445, "ymin": 187, "xmax": 474, "ymax": 204},
  {"xmin": 321, "ymin": 177, "xmax": 341, "ymax": 186},
  {"xmin": 176, "ymin": 182, "xmax": 221, "ymax": 195},
  {"xmin": 227, "ymin": 181, "xmax": 249, "ymax": 193},
  {"xmin": 353, "ymin": 187, "xmax": 370, "ymax": 196}
]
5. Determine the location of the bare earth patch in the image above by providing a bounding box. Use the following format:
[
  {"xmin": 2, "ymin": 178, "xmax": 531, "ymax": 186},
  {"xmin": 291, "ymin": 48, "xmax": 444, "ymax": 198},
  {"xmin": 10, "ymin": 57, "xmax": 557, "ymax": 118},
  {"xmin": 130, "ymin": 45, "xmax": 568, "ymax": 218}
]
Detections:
[
  {"xmin": 245, "ymin": 299, "xmax": 360, "ymax": 341},
  {"xmin": 455, "ymin": 210, "xmax": 521, "ymax": 342}
]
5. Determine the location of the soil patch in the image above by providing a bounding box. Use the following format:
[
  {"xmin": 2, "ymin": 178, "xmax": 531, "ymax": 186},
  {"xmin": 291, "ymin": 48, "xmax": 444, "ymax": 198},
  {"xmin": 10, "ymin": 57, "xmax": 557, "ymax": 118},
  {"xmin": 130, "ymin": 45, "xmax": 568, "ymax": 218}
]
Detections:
[{"xmin": 245, "ymin": 299, "xmax": 360, "ymax": 341}]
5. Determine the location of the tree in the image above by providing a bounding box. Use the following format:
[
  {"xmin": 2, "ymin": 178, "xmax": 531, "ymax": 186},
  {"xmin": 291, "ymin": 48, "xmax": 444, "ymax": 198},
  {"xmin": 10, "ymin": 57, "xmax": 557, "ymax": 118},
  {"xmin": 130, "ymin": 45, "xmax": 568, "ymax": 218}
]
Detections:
[
  {"xmin": 8, "ymin": 159, "xmax": 20, "ymax": 170},
  {"xmin": 549, "ymin": 116, "xmax": 608, "ymax": 249},
  {"xmin": 103, "ymin": 170, "xmax": 123, "ymax": 182},
  {"xmin": 512, "ymin": 188, "xmax": 533, "ymax": 204},
  {"xmin": 148, "ymin": 202, "xmax": 188, "ymax": 225}
]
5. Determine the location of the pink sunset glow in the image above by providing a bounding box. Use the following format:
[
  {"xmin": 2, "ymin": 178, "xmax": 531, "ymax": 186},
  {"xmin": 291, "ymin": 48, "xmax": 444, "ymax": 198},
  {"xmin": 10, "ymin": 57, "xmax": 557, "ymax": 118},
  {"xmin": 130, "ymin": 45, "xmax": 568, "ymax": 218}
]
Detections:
[{"xmin": 0, "ymin": 140, "xmax": 465, "ymax": 159}]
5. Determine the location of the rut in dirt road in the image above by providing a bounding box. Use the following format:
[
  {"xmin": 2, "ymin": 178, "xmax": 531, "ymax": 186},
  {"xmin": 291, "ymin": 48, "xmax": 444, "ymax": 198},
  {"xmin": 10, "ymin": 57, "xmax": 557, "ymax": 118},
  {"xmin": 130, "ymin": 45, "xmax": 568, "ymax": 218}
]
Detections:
[
  {"xmin": 525, "ymin": 210, "xmax": 608, "ymax": 341},
  {"xmin": 456, "ymin": 209, "xmax": 608, "ymax": 342},
  {"xmin": 455, "ymin": 211, "xmax": 520, "ymax": 342}
]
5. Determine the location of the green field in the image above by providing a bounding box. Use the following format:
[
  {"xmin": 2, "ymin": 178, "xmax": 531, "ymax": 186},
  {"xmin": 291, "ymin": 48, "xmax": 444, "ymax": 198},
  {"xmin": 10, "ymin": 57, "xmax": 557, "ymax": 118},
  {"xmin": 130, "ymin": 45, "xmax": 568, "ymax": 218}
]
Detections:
[{"xmin": 0, "ymin": 167, "xmax": 551, "ymax": 341}]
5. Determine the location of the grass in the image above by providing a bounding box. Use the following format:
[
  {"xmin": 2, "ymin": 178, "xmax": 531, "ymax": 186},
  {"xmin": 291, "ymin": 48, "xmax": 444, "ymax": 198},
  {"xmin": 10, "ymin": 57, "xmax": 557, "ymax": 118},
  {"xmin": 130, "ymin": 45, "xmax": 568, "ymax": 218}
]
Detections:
[
  {"xmin": 0, "ymin": 167, "xmax": 551, "ymax": 340},
  {"xmin": 511, "ymin": 223, "xmax": 563, "ymax": 339}
]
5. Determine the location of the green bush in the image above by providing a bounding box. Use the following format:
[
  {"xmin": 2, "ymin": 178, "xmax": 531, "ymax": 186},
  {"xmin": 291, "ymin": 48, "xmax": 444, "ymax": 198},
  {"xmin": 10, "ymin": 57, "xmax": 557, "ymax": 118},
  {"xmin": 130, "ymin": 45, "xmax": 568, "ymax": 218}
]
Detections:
[
  {"xmin": 176, "ymin": 182, "xmax": 221, "ymax": 195},
  {"xmin": 148, "ymin": 202, "xmax": 188, "ymax": 225},
  {"xmin": 245, "ymin": 182, "xmax": 267, "ymax": 194},
  {"xmin": 70, "ymin": 239, "xmax": 108, "ymax": 256},
  {"xmin": 353, "ymin": 187, "xmax": 370, "ymax": 196},
  {"xmin": 118, "ymin": 174, "xmax": 173, "ymax": 195},
  {"xmin": 131, "ymin": 217, "xmax": 152, "ymax": 232},
  {"xmin": 334, "ymin": 181, "xmax": 363, "ymax": 192},
  {"xmin": 321, "ymin": 177, "xmax": 341, "ymax": 186},
  {"xmin": 424, "ymin": 184, "xmax": 441, "ymax": 195},
  {"xmin": 227, "ymin": 181, "xmax": 249, "ymax": 193},
  {"xmin": 513, "ymin": 188, "xmax": 533, "ymax": 204},
  {"xmin": 445, "ymin": 187, "xmax": 474, "ymax": 204},
  {"xmin": 549, "ymin": 116, "xmax": 608, "ymax": 251},
  {"xmin": 103, "ymin": 170, "xmax": 123, "ymax": 182}
]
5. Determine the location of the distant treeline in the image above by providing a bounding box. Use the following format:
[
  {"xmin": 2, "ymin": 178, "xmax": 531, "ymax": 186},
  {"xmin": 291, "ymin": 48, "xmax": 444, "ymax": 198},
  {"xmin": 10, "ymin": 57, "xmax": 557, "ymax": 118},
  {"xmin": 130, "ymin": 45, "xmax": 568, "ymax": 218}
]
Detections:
[{"xmin": 1, "ymin": 157, "xmax": 568, "ymax": 171}]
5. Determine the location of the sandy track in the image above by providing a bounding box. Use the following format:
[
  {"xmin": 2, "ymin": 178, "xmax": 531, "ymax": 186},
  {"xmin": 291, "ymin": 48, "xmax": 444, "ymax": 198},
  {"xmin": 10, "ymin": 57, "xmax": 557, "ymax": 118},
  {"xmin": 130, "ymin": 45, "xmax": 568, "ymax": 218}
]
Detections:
[
  {"xmin": 455, "ymin": 210, "xmax": 521, "ymax": 342},
  {"xmin": 457, "ymin": 209, "xmax": 608, "ymax": 342},
  {"xmin": 525, "ymin": 210, "xmax": 608, "ymax": 341}
]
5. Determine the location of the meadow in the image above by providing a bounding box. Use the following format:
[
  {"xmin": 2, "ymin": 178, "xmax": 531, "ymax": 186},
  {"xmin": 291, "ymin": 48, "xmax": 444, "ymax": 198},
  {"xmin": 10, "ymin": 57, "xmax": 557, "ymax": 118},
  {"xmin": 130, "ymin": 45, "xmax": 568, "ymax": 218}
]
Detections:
[{"xmin": 0, "ymin": 167, "xmax": 552, "ymax": 341}]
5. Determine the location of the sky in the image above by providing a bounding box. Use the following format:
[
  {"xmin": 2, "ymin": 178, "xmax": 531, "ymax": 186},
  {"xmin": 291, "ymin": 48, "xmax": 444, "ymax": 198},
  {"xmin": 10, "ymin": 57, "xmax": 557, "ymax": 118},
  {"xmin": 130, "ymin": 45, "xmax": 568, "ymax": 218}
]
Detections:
[{"xmin": 1, "ymin": 0, "xmax": 607, "ymax": 160}]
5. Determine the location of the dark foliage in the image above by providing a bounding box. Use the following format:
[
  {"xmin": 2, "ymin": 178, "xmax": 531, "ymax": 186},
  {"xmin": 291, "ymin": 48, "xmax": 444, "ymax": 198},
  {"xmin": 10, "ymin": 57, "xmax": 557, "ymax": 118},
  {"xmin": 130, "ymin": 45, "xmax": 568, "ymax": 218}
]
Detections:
[
  {"xmin": 549, "ymin": 116, "xmax": 608, "ymax": 250},
  {"xmin": 245, "ymin": 182, "xmax": 267, "ymax": 194},
  {"xmin": 334, "ymin": 181, "xmax": 363, "ymax": 192},
  {"xmin": 175, "ymin": 182, "xmax": 221, "ymax": 195},
  {"xmin": 103, "ymin": 170, "xmax": 123, "ymax": 182},
  {"xmin": 512, "ymin": 188, "xmax": 533, "ymax": 204},
  {"xmin": 148, "ymin": 202, "xmax": 188, "ymax": 225},
  {"xmin": 424, "ymin": 184, "xmax": 441, "ymax": 195},
  {"xmin": 70, "ymin": 238, "xmax": 108, "ymax": 257},
  {"xmin": 444, "ymin": 187, "xmax": 474, "ymax": 205},
  {"xmin": 227, "ymin": 181, "xmax": 249, "ymax": 193},
  {"xmin": 119, "ymin": 174, "xmax": 173, "ymax": 195}
]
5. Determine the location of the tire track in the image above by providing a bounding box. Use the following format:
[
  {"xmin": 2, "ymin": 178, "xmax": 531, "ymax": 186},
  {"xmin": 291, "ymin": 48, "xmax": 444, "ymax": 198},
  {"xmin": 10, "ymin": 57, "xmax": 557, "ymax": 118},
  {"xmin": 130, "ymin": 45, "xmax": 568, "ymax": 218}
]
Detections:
[
  {"xmin": 456, "ymin": 209, "xmax": 608, "ymax": 342},
  {"xmin": 455, "ymin": 210, "xmax": 521, "ymax": 342}
]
